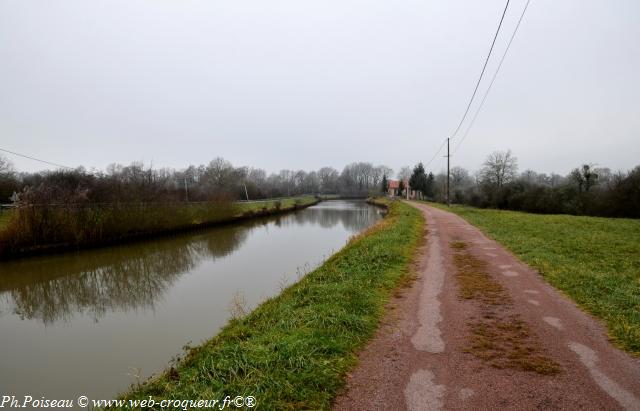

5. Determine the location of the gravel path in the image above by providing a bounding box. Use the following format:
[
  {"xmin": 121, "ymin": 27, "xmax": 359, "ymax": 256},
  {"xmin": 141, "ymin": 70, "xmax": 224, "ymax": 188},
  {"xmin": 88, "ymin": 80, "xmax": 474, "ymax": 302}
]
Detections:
[{"xmin": 333, "ymin": 201, "xmax": 640, "ymax": 410}]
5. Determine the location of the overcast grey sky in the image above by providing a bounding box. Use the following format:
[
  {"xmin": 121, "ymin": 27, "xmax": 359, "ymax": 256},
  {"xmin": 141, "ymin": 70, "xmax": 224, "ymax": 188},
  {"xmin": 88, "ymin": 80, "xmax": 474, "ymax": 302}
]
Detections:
[{"xmin": 1, "ymin": 0, "xmax": 638, "ymax": 176}]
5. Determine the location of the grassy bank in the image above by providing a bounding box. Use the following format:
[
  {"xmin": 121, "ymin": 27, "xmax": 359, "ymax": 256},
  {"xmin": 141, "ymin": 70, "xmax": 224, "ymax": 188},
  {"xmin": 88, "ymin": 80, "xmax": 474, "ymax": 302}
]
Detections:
[
  {"xmin": 237, "ymin": 196, "xmax": 318, "ymax": 215},
  {"xmin": 120, "ymin": 199, "xmax": 424, "ymax": 409},
  {"xmin": 0, "ymin": 196, "xmax": 318, "ymax": 260},
  {"xmin": 427, "ymin": 202, "xmax": 640, "ymax": 355}
]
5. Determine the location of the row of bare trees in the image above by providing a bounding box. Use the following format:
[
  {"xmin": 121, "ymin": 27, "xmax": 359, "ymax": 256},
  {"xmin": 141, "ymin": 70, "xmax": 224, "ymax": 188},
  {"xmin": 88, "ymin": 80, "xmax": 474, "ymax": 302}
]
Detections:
[
  {"xmin": 4, "ymin": 150, "xmax": 637, "ymax": 218},
  {"xmin": 172, "ymin": 159, "xmax": 394, "ymax": 200},
  {"xmin": 0, "ymin": 155, "xmax": 400, "ymax": 256},
  {"xmin": 0, "ymin": 156, "xmax": 394, "ymax": 205},
  {"xmin": 413, "ymin": 150, "xmax": 639, "ymax": 218}
]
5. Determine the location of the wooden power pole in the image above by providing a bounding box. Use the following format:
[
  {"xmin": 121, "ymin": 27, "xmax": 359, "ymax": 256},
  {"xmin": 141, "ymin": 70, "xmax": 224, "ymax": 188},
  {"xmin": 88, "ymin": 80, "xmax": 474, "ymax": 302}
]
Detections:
[{"xmin": 447, "ymin": 138, "xmax": 450, "ymax": 206}]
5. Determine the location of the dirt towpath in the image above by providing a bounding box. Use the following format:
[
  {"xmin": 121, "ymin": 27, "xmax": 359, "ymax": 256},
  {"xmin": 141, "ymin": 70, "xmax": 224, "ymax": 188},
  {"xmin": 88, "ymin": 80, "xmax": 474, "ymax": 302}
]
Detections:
[{"xmin": 333, "ymin": 201, "xmax": 640, "ymax": 410}]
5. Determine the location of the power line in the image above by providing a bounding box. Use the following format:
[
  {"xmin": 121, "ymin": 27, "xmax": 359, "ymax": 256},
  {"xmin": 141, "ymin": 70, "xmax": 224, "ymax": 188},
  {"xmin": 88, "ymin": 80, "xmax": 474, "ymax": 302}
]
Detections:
[
  {"xmin": 425, "ymin": 0, "xmax": 511, "ymax": 173},
  {"xmin": 449, "ymin": 0, "xmax": 511, "ymax": 141},
  {"xmin": 0, "ymin": 147, "xmax": 75, "ymax": 170},
  {"xmin": 424, "ymin": 138, "xmax": 448, "ymax": 168},
  {"xmin": 453, "ymin": 0, "xmax": 531, "ymax": 154}
]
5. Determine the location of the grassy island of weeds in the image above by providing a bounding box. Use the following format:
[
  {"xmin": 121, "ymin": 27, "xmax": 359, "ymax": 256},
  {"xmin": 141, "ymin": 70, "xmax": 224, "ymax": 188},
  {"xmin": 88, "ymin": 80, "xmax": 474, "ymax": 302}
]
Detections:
[
  {"xmin": 426, "ymin": 202, "xmax": 640, "ymax": 356},
  {"xmin": 119, "ymin": 199, "xmax": 424, "ymax": 410}
]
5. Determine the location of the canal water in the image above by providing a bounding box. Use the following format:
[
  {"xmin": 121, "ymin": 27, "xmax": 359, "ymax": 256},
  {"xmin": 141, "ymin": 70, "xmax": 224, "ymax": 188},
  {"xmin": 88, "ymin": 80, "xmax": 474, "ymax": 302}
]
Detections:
[{"xmin": 0, "ymin": 200, "xmax": 383, "ymax": 402}]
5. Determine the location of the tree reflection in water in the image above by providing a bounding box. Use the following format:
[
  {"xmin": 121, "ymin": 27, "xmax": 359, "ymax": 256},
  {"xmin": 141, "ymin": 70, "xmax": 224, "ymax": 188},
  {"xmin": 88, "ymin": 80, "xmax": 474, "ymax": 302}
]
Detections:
[
  {"xmin": 0, "ymin": 223, "xmax": 252, "ymax": 325},
  {"xmin": 0, "ymin": 201, "xmax": 382, "ymax": 325},
  {"xmin": 287, "ymin": 202, "xmax": 383, "ymax": 231}
]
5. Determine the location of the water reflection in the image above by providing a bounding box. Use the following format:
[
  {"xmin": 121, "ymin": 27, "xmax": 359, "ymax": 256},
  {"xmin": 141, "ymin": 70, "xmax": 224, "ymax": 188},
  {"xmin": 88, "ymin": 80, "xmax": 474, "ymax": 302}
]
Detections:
[
  {"xmin": 0, "ymin": 201, "xmax": 381, "ymax": 325},
  {"xmin": 0, "ymin": 200, "xmax": 382, "ymax": 401},
  {"xmin": 0, "ymin": 221, "xmax": 256, "ymax": 325},
  {"xmin": 286, "ymin": 205, "xmax": 382, "ymax": 231}
]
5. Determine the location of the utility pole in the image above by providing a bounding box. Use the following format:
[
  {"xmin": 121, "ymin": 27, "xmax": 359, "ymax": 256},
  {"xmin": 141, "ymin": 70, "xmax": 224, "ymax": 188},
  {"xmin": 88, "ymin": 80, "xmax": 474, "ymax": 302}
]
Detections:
[
  {"xmin": 446, "ymin": 137, "xmax": 450, "ymax": 206},
  {"xmin": 406, "ymin": 178, "xmax": 409, "ymax": 200}
]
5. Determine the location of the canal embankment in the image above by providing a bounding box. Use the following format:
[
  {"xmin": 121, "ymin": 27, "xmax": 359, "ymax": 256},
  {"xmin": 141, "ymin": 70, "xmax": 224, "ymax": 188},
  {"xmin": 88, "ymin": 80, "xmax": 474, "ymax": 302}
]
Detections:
[
  {"xmin": 0, "ymin": 199, "xmax": 382, "ymax": 401},
  {"xmin": 119, "ymin": 199, "xmax": 424, "ymax": 410},
  {"xmin": 0, "ymin": 195, "xmax": 319, "ymax": 260}
]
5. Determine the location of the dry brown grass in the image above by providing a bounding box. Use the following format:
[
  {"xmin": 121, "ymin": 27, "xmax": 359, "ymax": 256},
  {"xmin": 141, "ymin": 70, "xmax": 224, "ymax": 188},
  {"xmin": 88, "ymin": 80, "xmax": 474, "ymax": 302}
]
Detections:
[
  {"xmin": 393, "ymin": 272, "xmax": 418, "ymax": 298},
  {"xmin": 451, "ymin": 240, "xmax": 560, "ymax": 375},
  {"xmin": 465, "ymin": 316, "xmax": 561, "ymax": 375},
  {"xmin": 450, "ymin": 240, "xmax": 467, "ymax": 250},
  {"xmin": 452, "ymin": 244, "xmax": 507, "ymax": 305}
]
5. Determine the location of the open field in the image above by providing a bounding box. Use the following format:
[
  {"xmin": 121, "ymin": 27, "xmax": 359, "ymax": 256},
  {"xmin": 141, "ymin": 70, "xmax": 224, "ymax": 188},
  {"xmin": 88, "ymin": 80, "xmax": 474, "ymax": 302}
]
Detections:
[
  {"xmin": 427, "ymin": 202, "xmax": 640, "ymax": 355},
  {"xmin": 119, "ymin": 199, "xmax": 424, "ymax": 409}
]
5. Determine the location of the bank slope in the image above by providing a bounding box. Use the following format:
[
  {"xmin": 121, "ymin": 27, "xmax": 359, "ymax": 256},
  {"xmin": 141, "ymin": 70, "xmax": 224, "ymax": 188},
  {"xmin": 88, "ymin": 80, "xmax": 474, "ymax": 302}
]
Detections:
[
  {"xmin": 120, "ymin": 199, "xmax": 424, "ymax": 410},
  {"xmin": 0, "ymin": 196, "xmax": 318, "ymax": 259}
]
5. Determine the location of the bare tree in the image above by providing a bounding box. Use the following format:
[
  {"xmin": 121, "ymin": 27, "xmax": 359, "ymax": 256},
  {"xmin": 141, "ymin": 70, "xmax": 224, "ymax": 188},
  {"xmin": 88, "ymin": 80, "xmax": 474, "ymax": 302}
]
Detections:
[
  {"xmin": 317, "ymin": 167, "xmax": 339, "ymax": 193},
  {"xmin": 373, "ymin": 165, "xmax": 393, "ymax": 189},
  {"xmin": 594, "ymin": 167, "xmax": 612, "ymax": 189},
  {"xmin": 521, "ymin": 169, "xmax": 538, "ymax": 184},
  {"xmin": 294, "ymin": 170, "xmax": 307, "ymax": 192},
  {"xmin": 450, "ymin": 166, "xmax": 471, "ymax": 190},
  {"xmin": 278, "ymin": 170, "xmax": 296, "ymax": 196},
  {"xmin": 0, "ymin": 154, "xmax": 17, "ymax": 201},
  {"xmin": 549, "ymin": 173, "xmax": 564, "ymax": 187},
  {"xmin": 205, "ymin": 157, "xmax": 236, "ymax": 190},
  {"xmin": 570, "ymin": 164, "xmax": 599, "ymax": 193},
  {"xmin": 302, "ymin": 171, "xmax": 319, "ymax": 193},
  {"xmin": 0, "ymin": 154, "xmax": 14, "ymax": 175},
  {"xmin": 480, "ymin": 150, "xmax": 518, "ymax": 188},
  {"xmin": 355, "ymin": 162, "xmax": 374, "ymax": 189},
  {"xmin": 397, "ymin": 166, "xmax": 412, "ymax": 182}
]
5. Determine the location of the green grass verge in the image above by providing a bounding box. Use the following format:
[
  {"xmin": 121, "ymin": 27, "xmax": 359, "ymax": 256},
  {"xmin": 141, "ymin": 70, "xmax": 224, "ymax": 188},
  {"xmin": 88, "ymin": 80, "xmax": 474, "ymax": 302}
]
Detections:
[
  {"xmin": 237, "ymin": 196, "xmax": 318, "ymax": 215},
  {"xmin": 427, "ymin": 202, "xmax": 640, "ymax": 355},
  {"xmin": 119, "ymin": 199, "xmax": 424, "ymax": 409}
]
